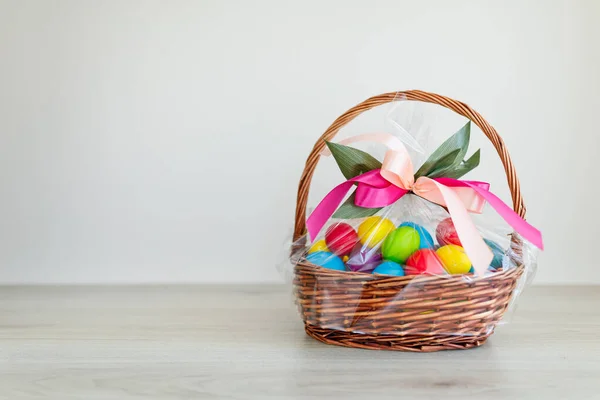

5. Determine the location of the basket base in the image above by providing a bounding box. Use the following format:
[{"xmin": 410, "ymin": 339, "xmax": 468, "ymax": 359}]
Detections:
[{"xmin": 304, "ymin": 324, "xmax": 492, "ymax": 352}]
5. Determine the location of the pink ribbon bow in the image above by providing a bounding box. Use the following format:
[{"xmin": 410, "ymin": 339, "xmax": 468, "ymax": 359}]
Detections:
[{"xmin": 306, "ymin": 133, "xmax": 544, "ymax": 275}]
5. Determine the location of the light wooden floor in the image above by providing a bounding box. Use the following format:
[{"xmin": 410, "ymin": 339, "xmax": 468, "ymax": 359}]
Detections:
[{"xmin": 0, "ymin": 285, "xmax": 599, "ymax": 399}]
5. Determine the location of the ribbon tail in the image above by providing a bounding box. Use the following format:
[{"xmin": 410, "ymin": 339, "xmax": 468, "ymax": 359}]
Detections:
[
  {"xmin": 418, "ymin": 178, "xmax": 493, "ymax": 276},
  {"xmin": 305, "ymin": 180, "xmax": 355, "ymax": 241},
  {"xmin": 437, "ymin": 178, "xmax": 544, "ymax": 250}
]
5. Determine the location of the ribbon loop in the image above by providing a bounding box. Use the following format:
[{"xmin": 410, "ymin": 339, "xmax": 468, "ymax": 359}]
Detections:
[{"xmin": 381, "ymin": 149, "xmax": 415, "ymax": 190}]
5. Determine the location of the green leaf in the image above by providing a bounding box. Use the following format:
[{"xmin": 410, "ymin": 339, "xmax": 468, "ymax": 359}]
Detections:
[
  {"xmin": 332, "ymin": 193, "xmax": 382, "ymax": 219},
  {"xmin": 442, "ymin": 149, "xmax": 481, "ymax": 179},
  {"xmin": 415, "ymin": 122, "xmax": 471, "ymax": 178},
  {"xmin": 326, "ymin": 141, "xmax": 382, "ymax": 180},
  {"xmin": 425, "ymin": 149, "xmax": 461, "ymax": 178}
]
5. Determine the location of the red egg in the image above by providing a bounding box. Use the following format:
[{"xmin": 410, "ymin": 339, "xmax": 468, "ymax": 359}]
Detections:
[
  {"xmin": 325, "ymin": 223, "xmax": 359, "ymax": 256},
  {"xmin": 405, "ymin": 249, "xmax": 446, "ymax": 275},
  {"xmin": 436, "ymin": 218, "xmax": 462, "ymax": 246}
]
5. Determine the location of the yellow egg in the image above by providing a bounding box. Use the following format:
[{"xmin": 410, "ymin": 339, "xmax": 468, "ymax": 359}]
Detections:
[
  {"xmin": 358, "ymin": 216, "xmax": 396, "ymax": 247},
  {"xmin": 308, "ymin": 239, "xmax": 329, "ymax": 254},
  {"xmin": 436, "ymin": 245, "xmax": 471, "ymax": 274},
  {"xmin": 342, "ymin": 255, "xmax": 349, "ymax": 263}
]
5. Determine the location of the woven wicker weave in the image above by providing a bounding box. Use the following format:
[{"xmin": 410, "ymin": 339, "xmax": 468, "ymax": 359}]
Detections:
[{"xmin": 292, "ymin": 90, "xmax": 527, "ymax": 352}]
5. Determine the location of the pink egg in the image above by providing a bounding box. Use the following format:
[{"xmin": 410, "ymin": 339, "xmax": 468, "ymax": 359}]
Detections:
[{"xmin": 405, "ymin": 249, "xmax": 446, "ymax": 275}]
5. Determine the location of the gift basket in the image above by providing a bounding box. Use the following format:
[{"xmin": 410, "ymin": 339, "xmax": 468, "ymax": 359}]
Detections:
[{"xmin": 286, "ymin": 90, "xmax": 543, "ymax": 352}]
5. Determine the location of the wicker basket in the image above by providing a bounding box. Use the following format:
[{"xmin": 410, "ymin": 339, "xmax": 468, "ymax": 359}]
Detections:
[{"xmin": 292, "ymin": 90, "xmax": 527, "ymax": 352}]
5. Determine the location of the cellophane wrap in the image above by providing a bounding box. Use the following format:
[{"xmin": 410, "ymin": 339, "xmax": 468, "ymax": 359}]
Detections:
[{"xmin": 278, "ymin": 94, "xmax": 539, "ymax": 337}]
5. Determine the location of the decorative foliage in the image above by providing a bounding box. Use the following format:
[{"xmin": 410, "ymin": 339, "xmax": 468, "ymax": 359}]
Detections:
[
  {"xmin": 415, "ymin": 122, "xmax": 479, "ymax": 178},
  {"xmin": 325, "ymin": 142, "xmax": 382, "ymax": 180},
  {"xmin": 439, "ymin": 149, "xmax": 481, "ymax": 179}
]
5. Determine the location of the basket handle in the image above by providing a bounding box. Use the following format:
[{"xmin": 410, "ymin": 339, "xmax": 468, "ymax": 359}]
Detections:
[{"xmin": 293, "ymin": 90, "xmax": 526, "ymax": 241}]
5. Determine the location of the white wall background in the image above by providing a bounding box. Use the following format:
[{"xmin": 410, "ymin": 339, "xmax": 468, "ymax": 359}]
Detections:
[{"xmin": 0, "ymin": 0, "xmax": 598, "ymax": 284}]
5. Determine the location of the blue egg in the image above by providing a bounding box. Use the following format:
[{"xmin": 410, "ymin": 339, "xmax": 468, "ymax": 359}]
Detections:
[
  {"xmin": 484, "ymin": 239, "xmax": 505, "ymax": 270},
  {"xmin": 469, "ymin": 266, "xmax": 475, "ymax": 274},
  {"xmin": 400, "ymin": 222, "xmax": 434, "ymax": 249},
  {"xmin": 373, "ymin": 261, "xmax": 405, "ymax": 276},
  {"xmin": 306, "ymin": 251, "xmax": 346, "ymax": 271}
]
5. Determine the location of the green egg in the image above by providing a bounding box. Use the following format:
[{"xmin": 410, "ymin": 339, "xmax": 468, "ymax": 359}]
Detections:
[{"xmin": 382, "ymin": 226, "xmax": 420, "ymax": 263}]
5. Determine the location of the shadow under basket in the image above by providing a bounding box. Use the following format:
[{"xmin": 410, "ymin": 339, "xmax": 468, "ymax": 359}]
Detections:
[
  {"xmin": 290, "ymin": 90, "xmax": 531, "ymax": 352},
  {"xmin": 294, "ymin": 262, "xmax": 524, "ymax": 352}
]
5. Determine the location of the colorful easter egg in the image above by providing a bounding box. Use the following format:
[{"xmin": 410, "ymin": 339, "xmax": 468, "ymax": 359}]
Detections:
[
  {"xmin": 357, "ymin": 216, "xmax": 395, "ymax": 247},
  {"xmin": 373, "ymin": 261, "xmax": 405, "ymax": 276},
  {"xmin": 405, "ymin": 249, "xmax": 446, "ymax": 275},
  {"xmin": 400, "ymin": 222, "xmax": 434, "ymax": 249},
  {"xmin": 484, "ymin": 238, "xmax": 504, "ymax": 270},
  {"xmin": 308, "ymin": 239, "xmax": 329, "ymax": 254},
  {"xmin": 436, "ymin": 218, "xmax": 461, "ymax": 246},
  {"xmin": 325, "ymin": 223, "xmax": 358, "ymax": 256},
  {"xmin": 436, "ymin": 245, "xmax": 471, "ymax": 274},
  {"xmin": 382, "ymin": 226, "xmax": 420, "ymax": 263},
  {"xmin": 306, "ymin": 251, "xmax": 346, "ymax": 271},
  {"xmin": 346, "ymin": 243, "xmax": 383, "ymax": 273}
]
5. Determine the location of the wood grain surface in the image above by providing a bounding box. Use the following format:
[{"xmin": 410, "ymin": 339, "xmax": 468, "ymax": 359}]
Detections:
[{"xmin": 1, "ymin": 285, "xmax": 599, "ymax": 399}]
